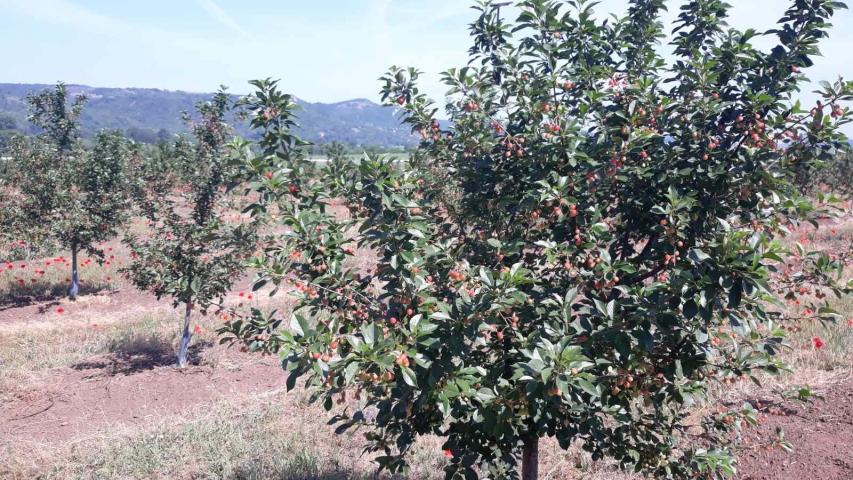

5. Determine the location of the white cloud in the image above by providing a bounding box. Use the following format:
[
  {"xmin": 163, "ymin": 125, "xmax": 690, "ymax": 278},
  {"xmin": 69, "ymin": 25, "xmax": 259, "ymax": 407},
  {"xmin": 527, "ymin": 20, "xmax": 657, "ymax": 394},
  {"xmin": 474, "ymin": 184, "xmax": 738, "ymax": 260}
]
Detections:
[{"xmin": 195, "ymin": 0, "xmax": 256, "ymax": 42}]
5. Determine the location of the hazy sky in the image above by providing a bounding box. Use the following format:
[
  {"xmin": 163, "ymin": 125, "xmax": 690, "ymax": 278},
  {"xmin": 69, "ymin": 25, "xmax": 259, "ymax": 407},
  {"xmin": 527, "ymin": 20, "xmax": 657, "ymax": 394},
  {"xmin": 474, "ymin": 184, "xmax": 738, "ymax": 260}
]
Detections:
[{"xmin": 2, "ymin": 0, "xmax": 852, "ymax": 107}]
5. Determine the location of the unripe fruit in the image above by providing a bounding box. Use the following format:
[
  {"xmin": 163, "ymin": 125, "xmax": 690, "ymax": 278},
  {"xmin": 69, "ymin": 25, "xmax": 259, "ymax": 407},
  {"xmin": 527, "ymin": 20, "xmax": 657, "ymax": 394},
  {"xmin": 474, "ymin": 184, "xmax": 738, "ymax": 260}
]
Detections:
[{"xmin": 396, "ymin": 353, "xmax": 410, "ymax": 368}]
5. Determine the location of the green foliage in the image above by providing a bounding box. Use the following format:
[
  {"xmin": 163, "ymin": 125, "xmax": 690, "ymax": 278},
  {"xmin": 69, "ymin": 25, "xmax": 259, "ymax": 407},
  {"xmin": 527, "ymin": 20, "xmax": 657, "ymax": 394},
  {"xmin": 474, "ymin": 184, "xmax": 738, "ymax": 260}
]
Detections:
[
  {"xmin": 0, "ymin": 112, "xmax": 16, "ymax": 152},
  {"xmin": 123, "ymin": 91, "xmax": 256, "ymax": 366},
  {"xmin": 220, "ymin": 1, "xmax": 852, "ymax": 478},
  {"xmin": 1, "ymin": 84, "xmax": 134, "ymax": 296},
  {"xmin": 794, "ymin": 149, "xmax": 853, "ymax": 195}
]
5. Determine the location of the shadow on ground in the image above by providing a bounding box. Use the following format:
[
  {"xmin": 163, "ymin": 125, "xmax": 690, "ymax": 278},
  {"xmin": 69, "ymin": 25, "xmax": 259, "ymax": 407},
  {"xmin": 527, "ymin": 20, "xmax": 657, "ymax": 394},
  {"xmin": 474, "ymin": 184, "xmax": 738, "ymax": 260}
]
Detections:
[
  {"xmin": 71, "ymin": 333, "xmax": 211, "ymax": 375},
  {"xmin": 0, "ymin": 282, "xmax": 115, "ymax": 310}
]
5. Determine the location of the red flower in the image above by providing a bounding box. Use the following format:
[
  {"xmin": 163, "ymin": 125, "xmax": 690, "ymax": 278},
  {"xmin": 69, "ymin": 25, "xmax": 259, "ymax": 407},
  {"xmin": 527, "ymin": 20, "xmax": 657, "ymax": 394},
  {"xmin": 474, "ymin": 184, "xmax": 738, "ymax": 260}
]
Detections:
[
  {"xmin": 812, "ymin": 336, "xmax": 825, "ymax": 349},
  {"xmin": 238, "ymin": 292, "xmax": 245, "ymax": 297},
  {"xmin": 443, "ymin": 448, "xmax": 453, "ymax": 459},
  {"xmin": 847, "ymin": 319, "xmax": 853, "ymax": 328},
  {"xmin": 265, "ymin": 171, "xmax": 274, "ymax": 179},
  {"xmin": 193, "ymin": 325, "xmax": 202, "ymax": 334},
  {"xmin": 56, "ymin": 307, "xmax": 65, "ymax": 314}
]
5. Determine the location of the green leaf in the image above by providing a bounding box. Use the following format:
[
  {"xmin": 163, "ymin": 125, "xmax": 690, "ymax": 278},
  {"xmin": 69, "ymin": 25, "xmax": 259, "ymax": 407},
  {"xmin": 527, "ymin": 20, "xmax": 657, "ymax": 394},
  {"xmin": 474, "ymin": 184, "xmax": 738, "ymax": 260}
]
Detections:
[
  {"xmin": 575, "ymin": 378, "xmax": 599, "ymax": 397},
  {"xmin": 400, "ymin": 366, "xmax": 417, "ymax": 387}
]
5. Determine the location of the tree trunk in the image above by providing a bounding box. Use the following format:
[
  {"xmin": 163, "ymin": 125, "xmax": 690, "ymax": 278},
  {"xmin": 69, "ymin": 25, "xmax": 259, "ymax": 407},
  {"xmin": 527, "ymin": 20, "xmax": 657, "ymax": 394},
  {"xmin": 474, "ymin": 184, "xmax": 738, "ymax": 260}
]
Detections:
[
  {"xmin": 177, "ymin": 301, "xmax": 193, "ymax": 368},
  {"xmin": 521, "ymin": 435, "xmax": 539, "ymax": 480},
  {"xmin": 68, "ymin": 243, "xmax": 80, "ymax": 300}
]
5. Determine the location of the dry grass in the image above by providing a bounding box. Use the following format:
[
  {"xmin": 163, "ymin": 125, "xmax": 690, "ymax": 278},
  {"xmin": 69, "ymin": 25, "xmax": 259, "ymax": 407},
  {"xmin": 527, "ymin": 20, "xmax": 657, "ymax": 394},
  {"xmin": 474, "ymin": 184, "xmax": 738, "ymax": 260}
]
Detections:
[
  {"xmin": 0, "ymin": 212, "xmax": 849, "ymax": 479},
  {"xmin": 6, "ymin": 390, "xmax": 632, "ymax": 480}
]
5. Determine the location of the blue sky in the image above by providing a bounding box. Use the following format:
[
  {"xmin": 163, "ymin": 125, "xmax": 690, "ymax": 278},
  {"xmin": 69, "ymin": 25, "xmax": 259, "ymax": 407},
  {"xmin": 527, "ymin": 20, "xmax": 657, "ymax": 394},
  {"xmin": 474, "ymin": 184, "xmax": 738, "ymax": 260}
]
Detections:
[{"xmin": 2, "ymin": 0, "xmax": 852, "ymax": 108}]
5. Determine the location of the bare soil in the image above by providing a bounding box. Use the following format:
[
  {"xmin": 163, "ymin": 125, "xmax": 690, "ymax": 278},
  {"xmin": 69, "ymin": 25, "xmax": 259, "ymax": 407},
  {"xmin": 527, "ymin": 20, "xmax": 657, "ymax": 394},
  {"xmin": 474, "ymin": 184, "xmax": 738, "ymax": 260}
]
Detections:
[
  {"xmin": 737, "ymin": 379, "xmax": 853, "ymax": 480},
  {"xmin": 0, "ymin": 213, "xmax": 850, "ymax": 478},
  {"xmin": 0, "ymin": 350, "xmax": 285, "ymax": 445}
]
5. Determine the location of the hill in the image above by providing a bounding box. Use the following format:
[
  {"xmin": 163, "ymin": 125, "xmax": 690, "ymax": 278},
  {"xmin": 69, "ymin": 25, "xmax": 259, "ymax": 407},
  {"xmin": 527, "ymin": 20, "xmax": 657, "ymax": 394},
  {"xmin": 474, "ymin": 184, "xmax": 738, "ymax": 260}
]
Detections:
[{"xmin": 0, "ymin": 83, "xmax": 417, "ymax": 148}]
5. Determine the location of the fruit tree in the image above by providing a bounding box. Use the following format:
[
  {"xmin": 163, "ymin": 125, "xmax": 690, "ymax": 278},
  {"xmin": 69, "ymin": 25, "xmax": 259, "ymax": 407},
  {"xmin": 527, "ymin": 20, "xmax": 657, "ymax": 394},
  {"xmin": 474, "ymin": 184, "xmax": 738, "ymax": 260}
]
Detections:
[
  {"xmin": 220, "ymin": 1, "xmax": 851, "ymax": 478},
  {"xmin": 3, "ymin": 83, "xmax": 134, "ymax": 299},
  {"xmin": 124, "ymin": 91, "xmax": 256, "ymax": 368}
]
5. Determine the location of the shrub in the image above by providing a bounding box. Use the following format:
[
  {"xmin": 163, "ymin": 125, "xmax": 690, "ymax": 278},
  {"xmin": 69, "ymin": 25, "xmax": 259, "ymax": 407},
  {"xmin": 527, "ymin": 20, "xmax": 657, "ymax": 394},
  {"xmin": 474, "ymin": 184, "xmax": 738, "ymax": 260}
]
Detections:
[{"xmin": 221, "ymin": 1, "xmax": 851, "ymax": 478}]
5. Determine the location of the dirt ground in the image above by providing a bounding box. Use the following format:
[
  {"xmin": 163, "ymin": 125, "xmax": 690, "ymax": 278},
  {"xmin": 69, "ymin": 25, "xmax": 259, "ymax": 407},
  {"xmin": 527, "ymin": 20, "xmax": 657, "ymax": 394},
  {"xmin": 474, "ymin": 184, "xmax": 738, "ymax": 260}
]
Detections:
[
  {"xmin": 0, "ymin": 213, "xmax": 851, "ymax": 479},
  {"xmin": 737, "ymin": 379, "xmax": 853, "ymax": 480}
]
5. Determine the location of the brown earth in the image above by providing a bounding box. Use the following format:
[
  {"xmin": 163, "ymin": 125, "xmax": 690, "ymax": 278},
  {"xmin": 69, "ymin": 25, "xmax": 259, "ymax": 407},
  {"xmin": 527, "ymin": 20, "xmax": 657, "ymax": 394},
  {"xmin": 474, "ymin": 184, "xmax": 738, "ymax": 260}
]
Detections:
[
  {"xmin": 737, "ymin": 379, "xmax": 853, "ymax": 480},
  {"xmin": 0, "ymin": 351, "xmax": 285, "ymax": 446},
  {"xmin": 0, "ymin": 214, "xmax": 850, "ymax": 478}
]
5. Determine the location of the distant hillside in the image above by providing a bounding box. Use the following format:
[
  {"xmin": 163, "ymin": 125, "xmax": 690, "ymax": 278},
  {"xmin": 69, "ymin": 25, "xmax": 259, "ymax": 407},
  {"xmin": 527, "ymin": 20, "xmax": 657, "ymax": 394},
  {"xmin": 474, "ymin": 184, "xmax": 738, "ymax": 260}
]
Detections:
[{"xmin": 0, "ymin": 83, "xmax": 417, "ymax": 148}]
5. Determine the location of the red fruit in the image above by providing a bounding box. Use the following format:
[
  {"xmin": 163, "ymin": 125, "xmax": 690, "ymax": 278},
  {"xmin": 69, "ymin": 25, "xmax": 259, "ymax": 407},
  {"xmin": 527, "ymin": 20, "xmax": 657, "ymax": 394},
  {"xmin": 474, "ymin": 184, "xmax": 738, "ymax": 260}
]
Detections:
[
  {"xmin": 389, "ymin": 317, "xmax": 398, "ymax": 326},
  {"xmin": 193, "ymin": 325, "xmax": 202, "ymax": 335},
  {"xmin": 396, "ymin": 95, "xmax": 406, "ymax": 105},
  {"xmin": 56, "ymin": 307, "xmax": 65, "ymax": 314},
  {"xmin": 812, "ymin": 337, "xmax": 825, "ymax": 349},
  {"xmin": 288, "ymin": 184, "xmax": 299, "ymax": 194},
  {"xmin": 265, "ymin": 171, "xmax": 273, "ymax": 179},
  {"xmin": 395, "ymin": 353, "xmax": 410, "ymax": 367}
]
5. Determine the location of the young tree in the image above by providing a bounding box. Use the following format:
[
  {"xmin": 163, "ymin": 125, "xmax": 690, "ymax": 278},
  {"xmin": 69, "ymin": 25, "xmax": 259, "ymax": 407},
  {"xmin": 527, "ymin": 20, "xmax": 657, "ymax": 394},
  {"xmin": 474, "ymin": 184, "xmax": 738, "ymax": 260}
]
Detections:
[
  {"xmin": 0, "ymin": 113, "xmax": 17, "ymax": 151},
  {"xmin": 4, "ymin": 84, "xmax": 133, "ymax": 299},
  {"xmin": 124, "ymin": 91, "xmax": 256, "ymax": 368},
  {"xmin": 221, "ymin": 1, "xmax": 851, "ymax": 478}
]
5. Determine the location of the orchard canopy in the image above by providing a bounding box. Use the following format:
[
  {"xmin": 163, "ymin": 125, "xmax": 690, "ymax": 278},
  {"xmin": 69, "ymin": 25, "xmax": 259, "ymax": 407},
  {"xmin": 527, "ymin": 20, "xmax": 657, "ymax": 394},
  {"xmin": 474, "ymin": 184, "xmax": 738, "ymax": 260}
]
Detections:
[{"xmin": 219, "ymin": 1, "xmax": 852, "ymax": 479}]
